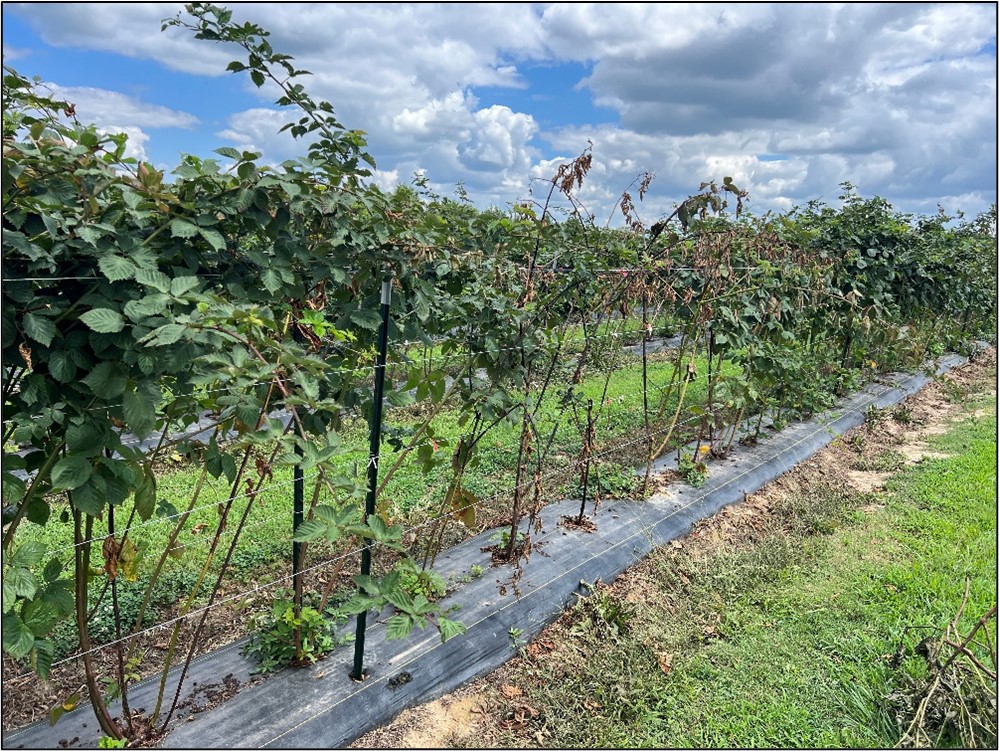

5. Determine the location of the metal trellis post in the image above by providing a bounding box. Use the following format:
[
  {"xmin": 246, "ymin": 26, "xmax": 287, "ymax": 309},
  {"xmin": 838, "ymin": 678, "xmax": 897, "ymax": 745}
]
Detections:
[
  {"xmin": 351, "ymin": 274, "xmax": 393, "ymax": 680},
  {"xmin": 292, "ymin": 326, "xmax": 305, "ymax": 654}
]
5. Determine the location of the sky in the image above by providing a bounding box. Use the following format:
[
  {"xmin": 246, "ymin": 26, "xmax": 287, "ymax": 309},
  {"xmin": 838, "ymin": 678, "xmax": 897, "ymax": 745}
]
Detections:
[{"xmin": 2, "ymin": 2, "xmax": 997, "ymax": 225}]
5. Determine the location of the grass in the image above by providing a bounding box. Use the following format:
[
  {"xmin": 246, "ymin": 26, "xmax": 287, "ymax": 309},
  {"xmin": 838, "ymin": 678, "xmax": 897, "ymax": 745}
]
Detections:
[
  {"xmin": 492, "ymin": 408, "xmax": 997, "ymax": 748},
  {"xmin": 399, "ymin": 312, "xmax": 679, "ymax": 365},
  {"xmin": 852, "ymin": 448, "xmax": 906, "ymax": 472}
]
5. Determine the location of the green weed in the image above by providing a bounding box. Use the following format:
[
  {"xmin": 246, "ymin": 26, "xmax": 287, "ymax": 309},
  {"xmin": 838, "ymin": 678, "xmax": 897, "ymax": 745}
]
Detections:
[
  {"xmin": 571, "ymin": 581, "xmax": 634, "ymax": 638},
  {"xmin": 891, "ymin": 404, "xmax": 915, "ymax": 425},
  {"xmin": 395, "ymin": 558, "xmax": 447, "ymax": 600},
  {"xmin": 241, "ymin": 596, "xmax": 337, "ymax": 674},
  {"xmin": 508, "ymin": 626, "xmax": 526, "ymax": 650},
  {"xmin": 852, "ymin": 449, "xmax": 907, "ymax": 473},
  {"xmin": 677, "ymin": 452, "xmax": 708, "ymax": 488},
  {"xmin": 588, "ymin": 460, "xmax": 638, "ymax": 499},
  {"xmin": 864, "ymin": 404, "xmax": 889, "ymax": 431}
]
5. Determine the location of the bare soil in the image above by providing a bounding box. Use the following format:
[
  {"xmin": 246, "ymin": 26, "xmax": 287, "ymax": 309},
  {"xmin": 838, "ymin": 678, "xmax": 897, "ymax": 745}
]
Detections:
[
  {"xmin": 1, "ymin": 586, "xmax": 265, "ymax": 734},
  {"xmin": 351, "ymin": 347, "xmax": 997, "ymax": 749}
]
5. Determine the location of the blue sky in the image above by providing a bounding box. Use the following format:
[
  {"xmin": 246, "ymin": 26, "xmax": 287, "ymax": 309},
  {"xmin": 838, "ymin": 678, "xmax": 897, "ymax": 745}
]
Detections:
[
  {"xmin": 3, "ymin": 8, "xmax": 276, "ymax": 166},
  {"xmin": 473, "ymin": 61, "xmax": 619, "ymax": 131},
  {"xmin": 3, "ymin": 3, "xmax": 996, "ymax": 224}
]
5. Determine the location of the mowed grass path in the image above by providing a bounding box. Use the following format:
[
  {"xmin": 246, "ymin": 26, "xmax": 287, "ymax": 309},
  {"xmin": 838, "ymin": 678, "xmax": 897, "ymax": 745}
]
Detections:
[{"xmin": 494, "ymin": 408, "xmax": 997, "ymax": 748}]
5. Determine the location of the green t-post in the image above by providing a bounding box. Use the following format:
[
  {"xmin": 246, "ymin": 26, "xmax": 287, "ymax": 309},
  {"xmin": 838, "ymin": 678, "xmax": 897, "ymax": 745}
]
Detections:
[
  {"xmin": 292, "ymin": 326, "xmax": 305, "ymax": 651},
  {"xmin": 351, "ymin": 274, "xmax": 392, "ymax": 680}
]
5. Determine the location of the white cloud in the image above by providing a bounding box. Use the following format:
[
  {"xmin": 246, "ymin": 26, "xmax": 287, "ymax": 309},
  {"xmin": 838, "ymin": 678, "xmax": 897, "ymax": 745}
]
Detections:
[
  {"xmin": 540, "ymin": 3, "xmax": 777, "ymax": 60},
  {"xmin": 46, "ymin": 83, "xmax": 199, "ymax": 130},
  {"xmin": 216, "ymin": 108, "xmax": 298, "ymax": 162},
  {"xmin": 369, "ymin": 168, "xmax": 400, "ymax": 193},
  {"xmin": 9, "ymin": 2, "xmax": 996, "ymax": 220},
  {"xmin": 534, "ymin": 3, "xmax": 996, "ymax": 219},
  {"xmin": 460, "ymin": 106, "xmax": 537, "ymax": 173},
  {"xmin": 20, "ymin": 82, "xmax": 195, "ymax": 170},
  {"xmin": 14, "ymin": 3, "xmax": 237, "ymax": 76},
  {"xmin": 392, "ymin": 92, "xmax": 475, "ymax": 140},
  {"xmin": 96, "ymin": 124, "xmax": 150, "ymax": 163},
  {"xmin": 2, "ymin": 44, "xmax": 31, "ymax": 60}
]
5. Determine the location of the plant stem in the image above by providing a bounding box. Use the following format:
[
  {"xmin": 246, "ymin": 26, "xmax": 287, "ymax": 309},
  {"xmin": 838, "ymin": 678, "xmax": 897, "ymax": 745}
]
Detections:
[
  {"xmin": 577, "ymin": 399, "xmax": 594, "ymax": 524},
  {"xmin": 126, "ymin": 466, "xmax": 208, "ymax": 666},
  {"xmin": 641, "ymin": 287, "xmax": 653, "ymax": 493},
  {"xmin": 2, "ymin": 438, "xmax": 65, "ymax": 550},
  {"xmin": 74, "ymin": 508, "xmax": 123, "ymax": 740},
  {"xmin": 507, "ymin": 364, "xmax": 534, "ymax": 561},
  {"xmin": 107, "ymin": 506, "xmax": 133, "ymax": 733},
  {"xmin": 150, "ymin": 443, "xmax": 254, "ymax": 724}
]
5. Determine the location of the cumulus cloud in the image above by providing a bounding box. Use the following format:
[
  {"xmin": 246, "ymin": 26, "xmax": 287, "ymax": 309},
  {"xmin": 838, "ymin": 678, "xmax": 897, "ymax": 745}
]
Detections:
[
  {"xmin": 13, "ymin": 3, "xmax": 236, "ymax": 76},
  {"xmin": 46, "ymin": 84, "xmax": 199, "ymax": 130},
  {"xmin": 25, "ymin": 83, "xmax": 195, "ymax": 170},
  {"xmin": 10, "ymin": 2, "xmax": 996, "ymax": 220},
  {"xmin": 216, "ymin": 108, "xmax": 299, "ymax": 163},
  {"xmin": 459, "ymin": 106, "xmax": 537, "ymax": 173},
  {"xmin": 95, "ymin": 125, "xmax": 151, "ymax": 163},
  {"xmin": 369, "ymin": 168, "xmax": 400, "ymax": 193},
  {"xmin": 392, "ymin": 92, "xmax": 475, "ymax": 141}
]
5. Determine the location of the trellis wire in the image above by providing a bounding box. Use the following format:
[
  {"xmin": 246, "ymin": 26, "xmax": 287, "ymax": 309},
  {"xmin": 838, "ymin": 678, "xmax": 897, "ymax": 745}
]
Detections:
[
  {"xmin": 3, "ymin": 396, "xmax": 744, "ymax": 682},
  {"xmin": 167, "ymin": 395, "xmax": 730, "ymax": 561},
  {"xmin": 3, "ymin": 308, "xmax": 747, "ymax": 678},
  {"xmin": 70, "ymin": 335, "xmax": 726, "ymax": 547},
  {"xmin": 11, "ymin": 322, "xmax": 680, "ymax": 421},
  {"xmin": 258, "ymin": 374, "xmax": 908, "ymax": 745},
  {"xmin": 49, "ymin": 358, "xmax": 726, "ymax": 555}
]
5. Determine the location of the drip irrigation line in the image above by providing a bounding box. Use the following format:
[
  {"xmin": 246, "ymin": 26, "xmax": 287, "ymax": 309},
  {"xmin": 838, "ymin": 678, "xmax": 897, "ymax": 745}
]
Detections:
[
  {"xmin": 213, "ymin": 367, "xmax": 726, "ymax": 534},
  {"xmin": 1, "ymin": 571, "xmax": 311, "ymax": 682},
  {"xmin": 344, "ymin": 321, "xmax": 681, "ymax": 375},
  {"xmin": 513, "ymin": 265, "xmax": 762, "ymax": 275},
  {"xmin": 43, "ymin": 388, "xmax": 667, "ymax": 556},
  {"xmin": 2, "ymin": 276, "xmax": 107, "ymax": 283},
  {"xmin": 2, "ymin": 261, "xmax": 802, "ymax": 293},
  {"xmin": 116, "ymin": 416, "xmax": 229, "ymax": 450},
  {"xmin": 6, "ymin": 529, "xmax": 372, "ymax": 680},
  {"xmin": 389, "ymin": 407, "xmax": 726, "ymax": 539},
  {"xmin": 443, "ymin": 383, "xmax": 900, "ymax": 631},
  {"xmin": 370, "ymin": 388, "xmax": 723, "ymax": 494},
  {"xmin": 0, "ymin": 381, "xmax": 830, "ymax": 685},
  {"xmin": 78, "ymin": 362, "xmax": 380, "ymax": 417},
  {"xmin": 116, "ymin": 392, "xmax": 712, "ymax": 561},
  {"xmin": 3, "ymin": 340, "xmax": 741, "ymax": 676},
  {"xmin": 390, "ymin": 318, "xmax": 675, "ymax": 352},
  {"xmin": 2, "ymin": 275, "xmax": 229, "ymax": 284},
  {"xmin": 54, "ymin": 349, "xmax": 718, "ymax": 479},
  {"xmin": 122, "ymin": 511, "xmax": 294, "ymax": 578},
  {"xmin": 31, "ymin": 344, "xmax": 731, "ymax": 580}
]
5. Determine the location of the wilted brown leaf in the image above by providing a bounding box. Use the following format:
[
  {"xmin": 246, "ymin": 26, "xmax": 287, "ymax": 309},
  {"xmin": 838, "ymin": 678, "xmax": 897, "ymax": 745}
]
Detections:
[
  {"xmin": 102, "ymin": 536, "xmax": 120, "ymax": 580},
  {"xmin": 657, "ymin": 651, "xmax": 674, "ymax": 674},
  {"xmin": 499, "ymin": 684, "xmax": 522, "ymax": 699}
]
